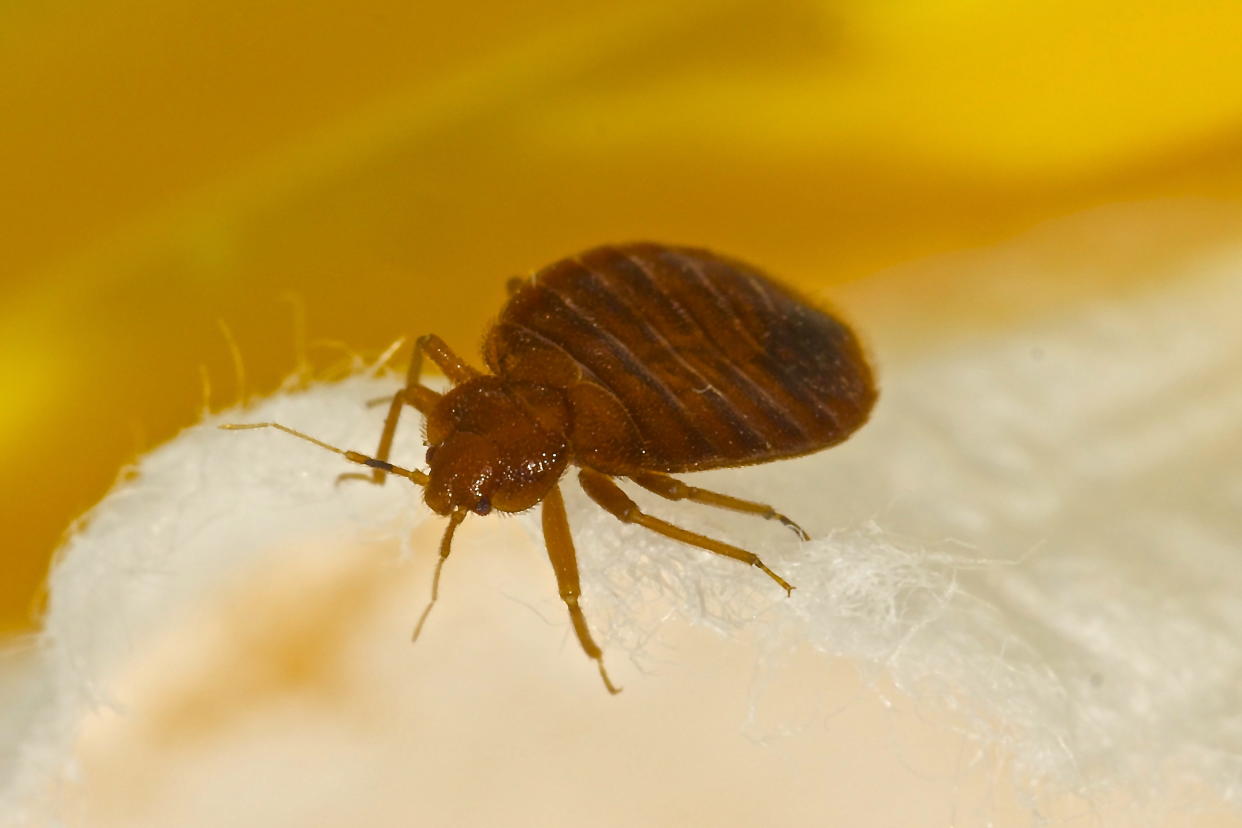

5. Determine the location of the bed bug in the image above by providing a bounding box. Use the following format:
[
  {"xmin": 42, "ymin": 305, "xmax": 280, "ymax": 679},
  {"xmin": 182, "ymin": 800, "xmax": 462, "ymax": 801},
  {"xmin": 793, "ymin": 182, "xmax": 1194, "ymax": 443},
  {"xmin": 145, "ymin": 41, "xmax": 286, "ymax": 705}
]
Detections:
[{"xmin": 225, "ymin": 242, "xmax": 876, "ymax": 693}]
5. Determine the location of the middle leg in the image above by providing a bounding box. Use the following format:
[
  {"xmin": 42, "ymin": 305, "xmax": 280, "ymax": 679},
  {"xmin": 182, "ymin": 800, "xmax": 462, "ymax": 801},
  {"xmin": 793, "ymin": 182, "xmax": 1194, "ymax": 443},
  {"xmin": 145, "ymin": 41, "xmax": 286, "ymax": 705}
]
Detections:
[{"xmin": 578, "ymin": 468, "xmax": 793, "ymax": 595}]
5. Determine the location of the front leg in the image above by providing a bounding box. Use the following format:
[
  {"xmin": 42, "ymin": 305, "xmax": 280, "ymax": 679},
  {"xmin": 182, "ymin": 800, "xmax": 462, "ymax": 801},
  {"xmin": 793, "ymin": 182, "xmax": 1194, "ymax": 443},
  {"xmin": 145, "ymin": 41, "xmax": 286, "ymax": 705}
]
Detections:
[
  {"xmin": 340, "ymin": 334, "xmax": 475, "ymax": 485},
  {"xmin": 541, "ymin": 484, "xmax": 620, "ymax": 694}
]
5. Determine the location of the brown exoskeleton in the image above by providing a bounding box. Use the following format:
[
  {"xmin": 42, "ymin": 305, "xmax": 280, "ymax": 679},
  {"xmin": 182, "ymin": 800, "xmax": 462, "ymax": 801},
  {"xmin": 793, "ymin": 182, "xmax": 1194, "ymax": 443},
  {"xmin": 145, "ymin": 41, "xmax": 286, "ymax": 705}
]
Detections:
[{"xmin": 226, "ymin": 243, "xmax": 876, "ymax": 693}]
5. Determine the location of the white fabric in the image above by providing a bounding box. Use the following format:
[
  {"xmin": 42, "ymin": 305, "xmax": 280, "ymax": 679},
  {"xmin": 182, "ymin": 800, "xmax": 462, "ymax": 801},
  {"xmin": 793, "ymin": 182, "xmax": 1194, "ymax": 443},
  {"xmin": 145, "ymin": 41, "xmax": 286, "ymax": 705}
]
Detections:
[{"xmin": 3, "ymin": 229, "xmax": 1241, "ymax": 824}]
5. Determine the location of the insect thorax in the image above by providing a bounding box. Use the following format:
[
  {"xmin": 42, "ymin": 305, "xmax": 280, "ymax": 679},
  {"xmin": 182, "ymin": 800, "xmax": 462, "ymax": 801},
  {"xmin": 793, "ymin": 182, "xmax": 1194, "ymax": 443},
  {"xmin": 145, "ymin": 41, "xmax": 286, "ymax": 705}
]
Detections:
[{"xmin": 422, "ymin": 377, "xmax": 570, "ymax": 516}]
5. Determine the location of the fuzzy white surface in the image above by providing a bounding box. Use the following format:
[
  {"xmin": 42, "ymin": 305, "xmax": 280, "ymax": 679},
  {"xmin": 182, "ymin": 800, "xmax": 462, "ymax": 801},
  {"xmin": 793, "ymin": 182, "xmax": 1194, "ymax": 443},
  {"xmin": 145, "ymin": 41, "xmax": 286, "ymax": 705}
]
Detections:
[{"xmin": 4, "ymin": 238, "xmax": 1242, "ymax": 824}]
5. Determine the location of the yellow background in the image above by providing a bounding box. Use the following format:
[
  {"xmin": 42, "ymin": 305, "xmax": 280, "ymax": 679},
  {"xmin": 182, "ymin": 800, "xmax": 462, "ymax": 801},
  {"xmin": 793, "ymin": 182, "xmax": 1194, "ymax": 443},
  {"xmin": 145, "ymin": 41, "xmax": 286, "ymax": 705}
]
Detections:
[{"xmin": 3, "ymin": 0, "xmax": 1242, "ymax": 634}]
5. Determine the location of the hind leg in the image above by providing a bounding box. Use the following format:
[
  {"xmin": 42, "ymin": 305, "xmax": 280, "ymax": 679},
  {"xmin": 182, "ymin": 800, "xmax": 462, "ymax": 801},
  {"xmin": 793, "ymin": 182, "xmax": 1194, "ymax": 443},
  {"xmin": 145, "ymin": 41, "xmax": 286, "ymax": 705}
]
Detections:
[
  {"xmin": 629, "ymin": 471, "xmax": 809, "ymax": 540},
  {"xmin": 579, "ymin": 469, "xmax": 793, "ymax": 595}
]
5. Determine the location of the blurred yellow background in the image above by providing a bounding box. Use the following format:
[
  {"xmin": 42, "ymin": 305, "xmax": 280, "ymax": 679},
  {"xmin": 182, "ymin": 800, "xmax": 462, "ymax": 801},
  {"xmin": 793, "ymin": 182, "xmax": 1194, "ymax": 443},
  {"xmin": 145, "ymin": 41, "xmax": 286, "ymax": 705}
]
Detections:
[{"xmin": 3, "ymin": 0, "xmax": 1241, "ymax": 635}]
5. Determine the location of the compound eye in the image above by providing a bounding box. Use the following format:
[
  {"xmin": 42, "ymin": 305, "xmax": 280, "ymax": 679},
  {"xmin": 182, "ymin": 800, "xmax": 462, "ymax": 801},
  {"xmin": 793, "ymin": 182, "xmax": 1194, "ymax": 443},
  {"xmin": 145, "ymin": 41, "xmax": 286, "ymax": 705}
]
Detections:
[
  {"xmin": 425, "ymin": 445, "xmax": 439, "ymax": 465},
  {"xmin": 472, "ymin": 496, "xmax": 492, "ymax": 516}
]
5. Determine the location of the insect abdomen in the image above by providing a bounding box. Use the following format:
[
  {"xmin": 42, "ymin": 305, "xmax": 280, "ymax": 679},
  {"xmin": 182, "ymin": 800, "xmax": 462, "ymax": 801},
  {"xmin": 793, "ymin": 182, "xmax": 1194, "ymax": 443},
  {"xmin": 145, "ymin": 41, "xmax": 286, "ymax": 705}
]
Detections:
[{"xmin": 491, "ymin": 243, "xmax": 877, "ymax": 473}]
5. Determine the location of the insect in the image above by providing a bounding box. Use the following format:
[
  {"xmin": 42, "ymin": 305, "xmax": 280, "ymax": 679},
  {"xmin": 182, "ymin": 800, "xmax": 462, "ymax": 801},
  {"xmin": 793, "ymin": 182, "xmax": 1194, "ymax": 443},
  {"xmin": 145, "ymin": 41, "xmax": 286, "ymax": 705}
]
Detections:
[{"xmin": 226, "ymin": 242, "xmax": 876, "ymax": 693}]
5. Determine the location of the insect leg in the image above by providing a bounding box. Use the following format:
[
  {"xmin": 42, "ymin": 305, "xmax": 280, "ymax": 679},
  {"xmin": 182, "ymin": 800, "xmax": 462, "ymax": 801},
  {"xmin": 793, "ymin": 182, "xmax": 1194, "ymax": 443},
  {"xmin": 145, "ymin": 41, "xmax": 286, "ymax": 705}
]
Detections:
[
  {"xmin": 578, "ymin": 468, "xmax": 793, "ymax": 595},
  {"xmin": 541, "ymin": 484, "xmax": 621, "ymax": 694},
  {"xmin": 629, "ymin": 472, "xmax": 809, "ymax": 540},
  {"xmin": 416, "ymin": 333, "xmax": 479, "ymax": 384},
  {"xmin": 338, "ymin": 335, "xmax": 462, "ymax": 485}
]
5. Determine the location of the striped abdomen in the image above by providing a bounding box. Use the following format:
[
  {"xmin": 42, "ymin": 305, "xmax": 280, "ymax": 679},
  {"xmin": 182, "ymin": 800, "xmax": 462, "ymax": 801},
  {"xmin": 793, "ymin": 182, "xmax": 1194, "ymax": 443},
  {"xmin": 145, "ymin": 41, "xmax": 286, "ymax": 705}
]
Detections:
[{"xmin": 485, "ymin": 243, "xmax": 876, "ymax": 474}]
